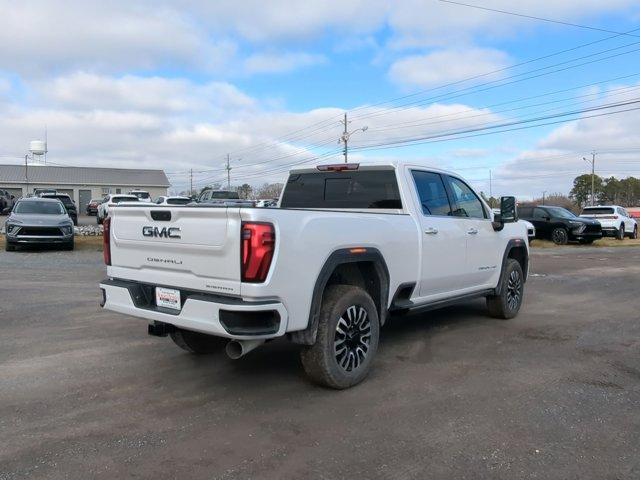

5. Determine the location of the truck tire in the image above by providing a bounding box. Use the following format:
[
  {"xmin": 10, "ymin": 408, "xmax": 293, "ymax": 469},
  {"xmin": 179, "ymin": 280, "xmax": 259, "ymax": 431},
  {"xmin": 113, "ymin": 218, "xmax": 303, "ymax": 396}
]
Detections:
[
  {"xmin": 551, "ymin": 227, "xmax": 568, "ymax": 245},
  {"xmin": 300, "ymin": 285, "xmax": 380, "ymax": 389},
  {"xmin": 170, "ymin": 328, "xmax": 227, "ymax": 354},
  {"xmin": 486, "ymin": 258, "xmax": 524, "ymax": 320}
]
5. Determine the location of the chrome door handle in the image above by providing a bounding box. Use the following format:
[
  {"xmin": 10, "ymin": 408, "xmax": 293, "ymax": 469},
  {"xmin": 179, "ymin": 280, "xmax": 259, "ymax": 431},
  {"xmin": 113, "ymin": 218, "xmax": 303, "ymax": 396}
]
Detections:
[
  {"xmin": 467, "ymin": 228, "xmax": 479, "ymax": 235},
  {"xmin": 424, "ymin": 227, "xmax": 439, "ymax": 235}
]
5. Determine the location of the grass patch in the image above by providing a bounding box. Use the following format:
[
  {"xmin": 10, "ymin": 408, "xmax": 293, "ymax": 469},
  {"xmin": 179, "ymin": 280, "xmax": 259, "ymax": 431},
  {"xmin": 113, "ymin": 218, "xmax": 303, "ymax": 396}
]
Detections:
[{"xmin": 531, "ymin": 238, "xmax": 640, "ymax": 248}]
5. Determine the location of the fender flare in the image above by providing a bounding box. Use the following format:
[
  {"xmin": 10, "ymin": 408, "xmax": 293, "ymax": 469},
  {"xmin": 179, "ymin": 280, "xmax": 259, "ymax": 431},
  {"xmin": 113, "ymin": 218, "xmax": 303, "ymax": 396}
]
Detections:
[
  {"xmin": 289, "ymin": 247, "xmax": 390, "ymax": 346},
  {"xmin": 496, "ymin": 238, "xmax": 529, "ymax": 294}
]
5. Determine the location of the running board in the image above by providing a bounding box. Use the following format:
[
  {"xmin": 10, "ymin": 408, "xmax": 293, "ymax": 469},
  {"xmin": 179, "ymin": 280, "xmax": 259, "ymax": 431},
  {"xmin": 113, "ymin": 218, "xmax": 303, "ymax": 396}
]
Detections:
[{"xmin": 390, "ymin": 289, "xmax": 494, "ymax": 315}]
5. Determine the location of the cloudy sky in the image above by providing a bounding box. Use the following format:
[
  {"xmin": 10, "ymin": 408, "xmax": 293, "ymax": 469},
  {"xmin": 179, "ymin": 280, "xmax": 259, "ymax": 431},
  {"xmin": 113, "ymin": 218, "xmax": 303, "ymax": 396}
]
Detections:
[{"xmin": 1, "ymin": 0, "xmax": 640, "ymax": 197}]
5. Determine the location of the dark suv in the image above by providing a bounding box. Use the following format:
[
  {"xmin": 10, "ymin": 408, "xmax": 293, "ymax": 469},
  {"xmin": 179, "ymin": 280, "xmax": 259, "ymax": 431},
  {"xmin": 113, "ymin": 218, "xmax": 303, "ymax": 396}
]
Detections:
[
  {"xmin": 519, "ymin": 205, "xmax": 602, "ymax": 245},
  {"xmin": 41, "ymin": 193, "xmax": 78, "ymax": 225}
]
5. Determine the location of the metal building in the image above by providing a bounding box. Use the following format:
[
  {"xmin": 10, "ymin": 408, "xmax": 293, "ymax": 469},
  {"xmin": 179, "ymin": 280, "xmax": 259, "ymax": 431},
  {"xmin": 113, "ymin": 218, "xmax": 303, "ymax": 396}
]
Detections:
[{"xmin": 0, "ymin": 164, "xmax": 170, "ymax": 209}]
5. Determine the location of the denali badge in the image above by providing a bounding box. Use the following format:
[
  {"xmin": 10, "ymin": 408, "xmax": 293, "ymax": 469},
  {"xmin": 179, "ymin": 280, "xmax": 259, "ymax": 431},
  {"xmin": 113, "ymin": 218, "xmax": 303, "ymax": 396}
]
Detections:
[{"xmin": 142, "ymin": 226, "xmax": 181, "ymax": 239}]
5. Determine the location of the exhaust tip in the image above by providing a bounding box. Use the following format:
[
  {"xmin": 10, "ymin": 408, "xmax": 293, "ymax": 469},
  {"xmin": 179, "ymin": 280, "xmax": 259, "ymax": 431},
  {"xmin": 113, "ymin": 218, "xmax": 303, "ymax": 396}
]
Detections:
[{"xmin": 225, "ymin": 340, "xmax": 244, "ymax": 360}]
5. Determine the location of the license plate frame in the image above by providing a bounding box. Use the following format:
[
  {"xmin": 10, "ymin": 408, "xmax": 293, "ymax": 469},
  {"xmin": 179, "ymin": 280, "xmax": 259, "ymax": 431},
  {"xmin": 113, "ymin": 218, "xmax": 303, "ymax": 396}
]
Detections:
[{"xmin": 155, "ymin": 287, "xmax": 181, "ymax": 311}]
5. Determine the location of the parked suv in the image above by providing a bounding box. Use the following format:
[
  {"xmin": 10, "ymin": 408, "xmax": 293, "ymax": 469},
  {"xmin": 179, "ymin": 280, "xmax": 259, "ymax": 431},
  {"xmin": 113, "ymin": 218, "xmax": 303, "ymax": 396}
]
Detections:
[
  {"xmin": 41, "ymin": 193, "xmax": 78, "ymax": 225},
  {"xmin": 579, "ymin": 205, "xmax": 638, "ymax": 240},
  {"xmin": 519, "ymin": 205, "xmax": 602, "ymax": 245},
  {"xmin": 86, "ymin": 198, "xmax": 102, "ymax": 216},
  {"xmin": 97, "ymin": 194, "xmax": 139, "ymax": 224},
  {"xmin": 4, "ymin": 197, "xmax": 74, "ymax": 251},
  {"xmin": 0, "ymin": 189, "xmax": 15, "ymax": 214}
]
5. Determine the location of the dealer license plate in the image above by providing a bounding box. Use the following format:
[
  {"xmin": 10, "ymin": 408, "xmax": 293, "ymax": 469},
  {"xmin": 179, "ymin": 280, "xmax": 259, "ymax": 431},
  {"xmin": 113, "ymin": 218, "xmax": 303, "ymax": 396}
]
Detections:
[{"xmin": 155, "ymin": 287, "xmax": 181, "ymax": 311}]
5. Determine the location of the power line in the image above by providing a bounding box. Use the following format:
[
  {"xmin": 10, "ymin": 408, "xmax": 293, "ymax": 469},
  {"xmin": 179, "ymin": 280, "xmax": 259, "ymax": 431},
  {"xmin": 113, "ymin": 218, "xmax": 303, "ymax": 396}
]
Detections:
[
  {"xmin": 223, "ymin": 26, "xmax": 640, "ymax": 160},
  {"xmin": 438, "ymin": 0, "xmax": 640, "ymax": 38}
]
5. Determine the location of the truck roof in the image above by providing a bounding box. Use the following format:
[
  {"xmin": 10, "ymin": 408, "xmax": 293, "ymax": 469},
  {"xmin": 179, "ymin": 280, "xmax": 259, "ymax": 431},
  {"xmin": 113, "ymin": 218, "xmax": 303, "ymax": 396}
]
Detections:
[{"xmin": 289, "ymin": 161, "xmax": 459, "ymax": 177}]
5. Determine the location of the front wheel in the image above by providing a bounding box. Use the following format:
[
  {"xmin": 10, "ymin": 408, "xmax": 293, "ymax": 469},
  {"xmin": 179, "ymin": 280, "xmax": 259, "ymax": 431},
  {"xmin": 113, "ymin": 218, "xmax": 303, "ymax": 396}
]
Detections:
[
  {"xmin": 629, "ymin": 226, "xmax": 638, "ymax": 239},
  {"xmin": 300, "ymin": 285, "xmax": 380, "ymax": 389},
  {"xmin": 551, "ymin": 228, "xmax": 568, "ymax": 245},
  {"xmin": 486, "ymin": 258, "xmax": 524, "ymax": 320}
]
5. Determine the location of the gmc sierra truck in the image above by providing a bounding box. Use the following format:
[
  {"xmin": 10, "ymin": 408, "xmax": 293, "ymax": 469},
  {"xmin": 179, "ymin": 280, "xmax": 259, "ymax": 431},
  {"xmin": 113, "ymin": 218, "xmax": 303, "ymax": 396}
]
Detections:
[{"xmin": 100, "ymin": 162, "xmax": 529, "ymax": 389}]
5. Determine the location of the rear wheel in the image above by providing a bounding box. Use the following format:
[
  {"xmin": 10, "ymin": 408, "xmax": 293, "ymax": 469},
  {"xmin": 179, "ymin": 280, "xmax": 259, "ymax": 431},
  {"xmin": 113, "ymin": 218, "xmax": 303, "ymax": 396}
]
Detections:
[
  {"xmin": 170, "ymin": 328, "xmax": 226, "ymax": 354},
  {"xmin": 486, "ymin": 258, "xmax": 524, "ymax": 320},
  {"xmin": 551, "ymin": 227, "xmax": 568, "ymax": 245},
  {"xmin": 300, "ymin": 285, "xmax": 379, "ymax": 389},
  {"xmin": 617, "ymin": 224, "xmax": 625, "ymax": 240},
  {"xmin": 96, "ymin": 215, "xmax": 102, "ymax": 225}
]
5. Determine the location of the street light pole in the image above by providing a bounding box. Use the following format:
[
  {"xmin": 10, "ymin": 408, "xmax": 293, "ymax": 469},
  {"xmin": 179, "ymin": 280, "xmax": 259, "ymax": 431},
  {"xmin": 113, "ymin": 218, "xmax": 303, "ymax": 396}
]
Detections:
[{"xmin": 338, "ymin": 113, "xmax": 367, "ymax": 163}]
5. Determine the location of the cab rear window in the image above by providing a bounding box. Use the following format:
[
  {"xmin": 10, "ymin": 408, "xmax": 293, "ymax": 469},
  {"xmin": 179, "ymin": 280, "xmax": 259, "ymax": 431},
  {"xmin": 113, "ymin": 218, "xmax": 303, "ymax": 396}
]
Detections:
[
  {"xmin": 582, "ymin": 207, "xmax": 614, "ymax": 215},
  {"xmin": 280, "ymin": 170, "xmax": 402, "ymax": 209}
]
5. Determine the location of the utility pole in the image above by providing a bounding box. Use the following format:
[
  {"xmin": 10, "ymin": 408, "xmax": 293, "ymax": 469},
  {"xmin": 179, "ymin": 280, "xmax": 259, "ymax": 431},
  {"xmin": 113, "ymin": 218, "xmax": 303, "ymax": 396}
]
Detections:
[
  {"xmin": 489, "ymin": 169, "xmax": 492, "ymax": 200},
  {"xmin": 338, "ymin": 112, "xmax": 368, "ymax": 163},
  {"xmin": 583, "ymin": 152, "xmax": 596, "ymax": 206},
  {"xmin": 189, "ymin": 168, "xmax": 193, "ymax": 196},
  {"xmin": 225, "ymin": 154, "xmax": 231, "ymax": 189},
  {"xmin": 542, "ymin": 191, "xmax": 547, "ymax": 205},
  {"xmin": 24, "ymin": 154, "xmax": 29, "ymax": 196}
]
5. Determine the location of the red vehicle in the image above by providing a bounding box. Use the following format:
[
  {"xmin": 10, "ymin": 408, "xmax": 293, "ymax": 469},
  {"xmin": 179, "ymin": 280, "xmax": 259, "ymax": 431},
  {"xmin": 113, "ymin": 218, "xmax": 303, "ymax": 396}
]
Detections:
[{"xmin": 86, "ymin": 198, "xmax": 101, "ymax": 216}]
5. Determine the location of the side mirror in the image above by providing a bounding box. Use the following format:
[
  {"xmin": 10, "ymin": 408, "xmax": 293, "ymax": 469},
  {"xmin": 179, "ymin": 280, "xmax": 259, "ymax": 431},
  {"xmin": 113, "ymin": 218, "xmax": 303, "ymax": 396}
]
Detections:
[{"xmin": 492, "ymin": 196, "xmax": 517, "ymax": 231}]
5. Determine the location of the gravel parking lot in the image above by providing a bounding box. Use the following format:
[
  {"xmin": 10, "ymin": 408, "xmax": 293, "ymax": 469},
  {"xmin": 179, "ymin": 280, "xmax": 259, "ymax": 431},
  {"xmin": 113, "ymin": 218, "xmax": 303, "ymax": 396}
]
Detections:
[{"xmin": 1, "ymin": 247, "xmax": 639, "ymax": 479}]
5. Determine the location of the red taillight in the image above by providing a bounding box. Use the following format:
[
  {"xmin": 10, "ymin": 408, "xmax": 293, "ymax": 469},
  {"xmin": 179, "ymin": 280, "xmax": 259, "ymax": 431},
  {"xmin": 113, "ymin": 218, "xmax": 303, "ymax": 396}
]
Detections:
[
  {"xmin": 316, "ymin": 163, "xmax": 359, "ymax": 172},
  {"xmin": 241, "ymin": 222, "xmax": 275, "ymax": 283},
  {"xmin": 103, "ymin": 216, "xmax": 111, "ymax": 265}
]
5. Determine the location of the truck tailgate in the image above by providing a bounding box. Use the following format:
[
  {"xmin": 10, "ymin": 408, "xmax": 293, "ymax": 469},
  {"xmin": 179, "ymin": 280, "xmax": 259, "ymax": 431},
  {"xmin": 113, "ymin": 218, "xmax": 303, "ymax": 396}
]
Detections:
[{"xmin": 108, "ymin": 206, "xmax": 242, "ymax": 295}]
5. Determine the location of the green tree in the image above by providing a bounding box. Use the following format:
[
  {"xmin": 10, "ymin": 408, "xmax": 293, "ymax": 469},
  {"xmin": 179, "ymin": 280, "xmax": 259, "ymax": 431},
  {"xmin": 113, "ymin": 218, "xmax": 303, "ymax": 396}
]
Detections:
[{"xmin": 570, "ymin": 174, "xmax": 603, "ymax": 207}]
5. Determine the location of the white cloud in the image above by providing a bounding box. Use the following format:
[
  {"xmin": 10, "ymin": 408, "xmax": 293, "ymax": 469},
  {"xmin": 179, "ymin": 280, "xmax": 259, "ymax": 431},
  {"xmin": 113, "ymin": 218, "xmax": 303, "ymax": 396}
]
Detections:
[
  {"xmin": 0, "ymin": 71, "xmax": 503, "ymax": 190},
  {"xmin": 37, "ymin": 73, "xmax": 255, "ymax": 117},
  {"xmin": 389, "ymin": 48, "xmax": 510, "ymax": 88},
  {"xmin": 0, "ymin": 2, "xmax": 240, "ymax": 75},
  {"xmin": 487, "ymin": 82, "xmax": 640, "ymax": 198},
  {"xmin": 243, "ymin": 52, "xmax": 327, "ymax": 74}
]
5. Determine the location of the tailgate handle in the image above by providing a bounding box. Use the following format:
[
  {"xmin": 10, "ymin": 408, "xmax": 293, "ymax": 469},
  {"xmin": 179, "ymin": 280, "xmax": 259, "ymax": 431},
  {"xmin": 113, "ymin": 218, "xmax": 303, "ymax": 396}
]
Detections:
[{"xmin": 151, "ymin": 211, "xmax": 172, "ymax": 221}]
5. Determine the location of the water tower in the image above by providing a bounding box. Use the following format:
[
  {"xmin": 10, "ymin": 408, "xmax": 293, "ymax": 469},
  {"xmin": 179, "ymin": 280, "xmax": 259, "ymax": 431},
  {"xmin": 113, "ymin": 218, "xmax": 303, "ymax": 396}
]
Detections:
[{"xmin": 29, "ymin": 139, "xmax": 47, "ymax": 164}]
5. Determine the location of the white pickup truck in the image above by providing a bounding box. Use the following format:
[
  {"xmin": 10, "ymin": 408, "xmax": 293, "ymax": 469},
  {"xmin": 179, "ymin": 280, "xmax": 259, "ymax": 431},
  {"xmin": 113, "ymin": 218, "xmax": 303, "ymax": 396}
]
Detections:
[{"xmin": 100, "ymin": 162, "xmax": 529, "ymax": 389}]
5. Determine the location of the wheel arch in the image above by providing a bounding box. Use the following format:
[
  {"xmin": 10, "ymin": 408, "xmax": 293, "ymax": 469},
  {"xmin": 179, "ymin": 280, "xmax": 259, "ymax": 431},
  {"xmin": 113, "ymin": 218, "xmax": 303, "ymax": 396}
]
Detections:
[
  {"xmin": 289, "ymin": 247, "xmax": 390, "ymax": 346},
  {"xmin": 495, "ymin": 239, "xmax": 528, "ymax": 294}
]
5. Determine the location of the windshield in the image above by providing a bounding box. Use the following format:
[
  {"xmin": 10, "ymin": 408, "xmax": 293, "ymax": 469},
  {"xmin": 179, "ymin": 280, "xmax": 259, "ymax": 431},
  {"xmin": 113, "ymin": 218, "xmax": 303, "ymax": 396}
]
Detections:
[
  {"xmin": 210, "ymin": 191, "xmax": 240, "ymax": 199},
  {"xmin": 14, "ymin": 201, "xmax": 65, "ymax": 215},
  {"xmin": 581, "ymin": 207, "xmax": 614, "ymax": 215},
  {"xmin": 167, "ymin": 198, "xmax": 191, "ymax": 205},
  {"xmin": 46, "ymin": 195, "xmax": 74, "ymax": 207},
  {"xmin": 546, "ymin": 207, "xmax": 576, "ymax": 219},
  {"xmin": 112, "ymin": 196, "xmax": 138, "ymax": 204},
  {"xmin": 131, "ymin": 191, "xmax": 150, "ymax": 199}
]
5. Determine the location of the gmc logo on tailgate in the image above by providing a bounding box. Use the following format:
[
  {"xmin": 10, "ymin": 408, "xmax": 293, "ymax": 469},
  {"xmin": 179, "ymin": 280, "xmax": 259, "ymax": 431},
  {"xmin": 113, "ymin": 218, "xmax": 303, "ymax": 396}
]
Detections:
[{"xmin": 142, "ymin": 226, "xmax": 181, "ymax": 239}]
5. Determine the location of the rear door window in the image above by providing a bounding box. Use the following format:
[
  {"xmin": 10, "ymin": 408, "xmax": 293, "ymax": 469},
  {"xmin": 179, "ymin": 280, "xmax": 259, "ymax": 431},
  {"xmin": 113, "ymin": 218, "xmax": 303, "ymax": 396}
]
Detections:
[
  {"xmin": 533, "ymin": 208, "xmax": 547, "ymax": 219},
  {"xmin": 411, "ymin": 171, "xmax": 452, "ymax": 216},
  {"xmin": 280, "ymin": 169, "xmax": 402, "ymax": 209}
]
